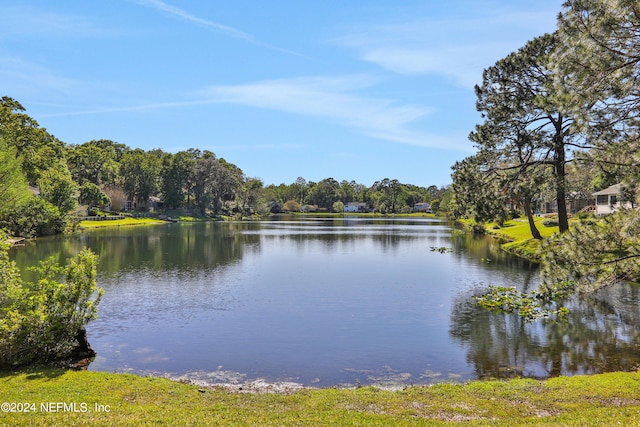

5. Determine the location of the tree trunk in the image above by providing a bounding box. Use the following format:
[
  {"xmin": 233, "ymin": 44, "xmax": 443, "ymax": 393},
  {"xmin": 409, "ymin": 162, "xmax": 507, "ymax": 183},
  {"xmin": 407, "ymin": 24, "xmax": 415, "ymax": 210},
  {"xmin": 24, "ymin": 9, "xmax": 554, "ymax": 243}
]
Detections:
[
  {"xmin": 554, "ymin": 155, "xmax": 569, "ymax": 233},
  {"xmin": 74, "ymin": 328, "xmax": 96, "ymax": 358},
  {"xmin": 553, "ymin": 118, "xmax": 569, "ymax": 233},
  {"xmin": 523, "ymin": 198, "xmax": 542, "ymax": 240}
]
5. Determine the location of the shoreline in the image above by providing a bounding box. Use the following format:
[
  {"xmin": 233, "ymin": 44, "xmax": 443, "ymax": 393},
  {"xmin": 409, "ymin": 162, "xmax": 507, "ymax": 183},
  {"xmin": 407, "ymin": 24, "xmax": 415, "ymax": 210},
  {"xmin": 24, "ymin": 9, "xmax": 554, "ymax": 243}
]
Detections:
[{"xmin": 456, "ymin": 217, "xmax": 562, "ymax": 263}]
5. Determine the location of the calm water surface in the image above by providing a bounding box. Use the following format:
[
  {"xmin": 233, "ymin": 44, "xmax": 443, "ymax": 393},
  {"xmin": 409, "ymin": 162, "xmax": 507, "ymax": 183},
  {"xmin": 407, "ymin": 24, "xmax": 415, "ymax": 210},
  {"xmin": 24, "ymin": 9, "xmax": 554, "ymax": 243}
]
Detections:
[{"xmin": 10, "ymin": 217, "xmax": 640, "ymax": 387}]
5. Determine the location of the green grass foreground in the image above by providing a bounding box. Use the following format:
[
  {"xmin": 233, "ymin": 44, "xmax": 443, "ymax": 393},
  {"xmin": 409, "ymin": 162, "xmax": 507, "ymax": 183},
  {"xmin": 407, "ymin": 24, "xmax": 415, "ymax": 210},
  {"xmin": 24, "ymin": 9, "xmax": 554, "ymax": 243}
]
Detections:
[{"xmin": 1, "ymin": 369, "xmax": 640, "ymax": 426}]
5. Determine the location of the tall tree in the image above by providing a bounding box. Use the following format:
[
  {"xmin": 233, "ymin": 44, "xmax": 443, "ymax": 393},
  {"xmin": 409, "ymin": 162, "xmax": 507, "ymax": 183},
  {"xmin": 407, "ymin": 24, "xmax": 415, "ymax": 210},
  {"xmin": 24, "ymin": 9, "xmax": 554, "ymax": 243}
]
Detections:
[
  {"xmin": 67, "ymin": 142, "xmax": 119, "ymax": 186},
  {"xmin": 292, "ymin": 177, "xmax": 308, "ymax": 204},
  {"xmin": 471, "ymin": 33, "xmax": 589, "ymax": 232},
  {"xmin": 0, "ymin": 97, "xmax": 66, "ymax": 185},
  {"xmin": 552, "ymin": 0, "xmax": 640, "ymax": 134},
  {"xmin": 552, "ymin": 0, "xmax": 640, "ymax": 194},
  {"xmin": 308, "ymin": 178, "xmax": 339, "ymax": 209},
  {"xmin": 237, "ymin": 177, "xmax": 263, "ymax": 214},
  {"xmin": 160, "ymin": 150, "xmax": 196, "ymax": 209},
  {"xmin": 193, "ymin": 157, "xmax": 238, "ymax": 215},
  {"xmin": 120, "ymin": 149, "xmax": 161, "ymax": 207}
]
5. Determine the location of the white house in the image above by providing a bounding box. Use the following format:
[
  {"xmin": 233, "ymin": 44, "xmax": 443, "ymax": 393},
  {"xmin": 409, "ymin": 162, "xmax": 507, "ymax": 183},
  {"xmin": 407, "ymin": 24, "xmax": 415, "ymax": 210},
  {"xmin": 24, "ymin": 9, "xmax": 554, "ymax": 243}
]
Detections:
[
  {"xmin": 413, "ymin": 202, "xmax": 431, "ymax": 213},
  {"xmin": 593, "ymin": 183, "xmax": 633, "ymax": 215},
  {"xmin": 344, "ymin": 202, "xmax": 368, "ymax": 213}
]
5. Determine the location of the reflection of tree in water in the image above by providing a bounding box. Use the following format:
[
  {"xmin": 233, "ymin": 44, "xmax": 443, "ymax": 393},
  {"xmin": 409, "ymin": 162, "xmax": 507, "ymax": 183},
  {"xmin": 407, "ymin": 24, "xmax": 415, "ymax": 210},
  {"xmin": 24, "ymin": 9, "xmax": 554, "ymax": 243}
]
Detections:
[
  {"xmin": 449, "ymin": 230, "xmax": 537, "ymax": 275},
  {"xmin": 450, "ymin": 283, "xmax": 640, "ymax": 380},
  {"xmin": 263, "ymin": 218, "xmax": 441, "ymax": 254},
  {"xmin": 11, "ymin": 223, "xmax": 261, "ymax": 278},
  {"xmin": 96, "ymin": 223, "xmax": 262, "ymax": 276}
]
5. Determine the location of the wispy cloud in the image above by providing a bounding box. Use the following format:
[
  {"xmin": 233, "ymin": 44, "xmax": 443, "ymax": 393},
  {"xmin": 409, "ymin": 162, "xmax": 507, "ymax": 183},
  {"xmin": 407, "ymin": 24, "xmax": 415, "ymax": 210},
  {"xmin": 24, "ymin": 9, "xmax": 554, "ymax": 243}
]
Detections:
[
  {"xmin": 0, "ymin": 5, "xmax": 117, "ymax": 39},
  {"xmin": 40, "ymin": 75, "xmax": 469, "ymax": 150},
  {"xmin": 199, "ymin": 75, "xmax": 469, "ymax": 151},
  {"xmin": 208, "ymin": 143, "xmax": 306, "ymax": 151},
  {"xmin": 335, "ymin": 9, "xmax": 560, "ymax": 87},
  {"xmin": 0, "ymin": 56, "xmax": 81, "ymax": 98},
  {"xmin": 38, "ymin": 99, "xmax": 214, "ymax": 118},
  {"xmin": 134, "ymin": 0, "xmax": 304, "ymax": 57}
]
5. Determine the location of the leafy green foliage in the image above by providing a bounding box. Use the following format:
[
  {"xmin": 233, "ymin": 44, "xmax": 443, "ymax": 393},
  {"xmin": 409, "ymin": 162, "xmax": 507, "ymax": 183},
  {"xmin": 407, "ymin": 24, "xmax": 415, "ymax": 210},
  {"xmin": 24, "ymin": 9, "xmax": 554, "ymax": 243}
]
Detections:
[
  {"xmin": 451, "ymin": 153, "xmax": 509, "ymax": 225},
  {"xmin": 467, "ymin": 33, "xmax": 585, "ymax": 234},
  {"xmin": 540, "ymin": 209, "xmax": 640, "ymax": 292},
  {"xmin": 552, "ymin": 0, "xmax": 640, "ymax": 198},
  {"xmin": 0, "ymin": 138, "xmax": 30, "ymax": 216},
  {"xmin": 37, "ymin": 167, "xmax": 78, "ymax": 214},
  {"xmin": 478, "ymin": 210, "xmax": 640, "ymax": 320},
  {"xmin": 553, "ymin": 0, "xmax": 640, "ymax": 135},
  {"xmin": 160, "ymin": 150, "xmax": 196, "ymax": 209},
  {"xmin": 0, "ymin": 97, "xmax": 66, "ymax": 185},
  {"xmin": 0, "ymin": 197, "xmax": 66, "ymax": 237},
  {"xmin": 120, "ymin": 149, "xmax": 162, "ymax": 206},
  {"xmin": 193, "ymin": 156, "xmax": 238, "ymax": 215},
  {"xmin": 67, "ymin": 141, "xmax": 120, "ymax": 186},
  {"xmin": 79, "ymin": 182, "xmax": 110, "ymax": 208},
  {"xmin": 0, "ymin": 236, "xmax": 102, "ymax": 367}
]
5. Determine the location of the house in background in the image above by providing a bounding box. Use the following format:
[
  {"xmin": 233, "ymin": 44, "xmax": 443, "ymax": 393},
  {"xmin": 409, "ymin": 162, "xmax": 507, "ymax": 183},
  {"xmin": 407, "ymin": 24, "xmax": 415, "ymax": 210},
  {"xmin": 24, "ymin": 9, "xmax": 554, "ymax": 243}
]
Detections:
[
  {"xmin": 344, "ymin": 202, "xmax": 368, "ymax": 213},
  {"xmin": 593, "ymin": 183, "xmax": 632, "ymax": 215},
  {"xmin": 413, "ymin": 202, "xmax": 431, "ymax": 213},
  {"xmin": 538, "ymin": 192, "xmax": 591, "ymax": 215}
]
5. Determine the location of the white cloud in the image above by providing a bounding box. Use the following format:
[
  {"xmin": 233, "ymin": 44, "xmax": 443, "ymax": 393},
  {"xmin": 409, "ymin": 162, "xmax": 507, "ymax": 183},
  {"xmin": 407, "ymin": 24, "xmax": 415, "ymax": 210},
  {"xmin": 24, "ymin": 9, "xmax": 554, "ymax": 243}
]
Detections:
[
  {"xmin": 134, "ymin": 0, "xmax": 303, "ymax": 56},
  {"xmin": 38, "ymin": 99, "xmax": 214, "ymax": 118},
  {"xmin": 199, "ymin": 76, "xmax": 470, "ymax": 151},
  {"xmin": 335, "ymin": 9, "xmax": 560, "ymax": 87},
  {"xmin": 0, "ymin": 6, "xmax": 116, "ymax": 39},
  {"xmin": 0, "ymin": 56, "xmax": 81, "ymax": 97},
  {"xmin": 35, "ymin": 73, "xmax": 471, "ymax": 152},
  {"xmin": 135, "ymin": 0, "xmax": 254, "ymax": 42}
]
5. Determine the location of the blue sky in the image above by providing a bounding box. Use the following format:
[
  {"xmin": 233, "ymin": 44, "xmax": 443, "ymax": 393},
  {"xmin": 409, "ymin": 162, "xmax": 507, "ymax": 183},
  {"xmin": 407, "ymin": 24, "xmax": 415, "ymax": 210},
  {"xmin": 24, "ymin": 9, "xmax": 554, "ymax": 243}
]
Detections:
[{"xmin": 1, "ymin": 1, "xmax": 563, "ymax": 187}]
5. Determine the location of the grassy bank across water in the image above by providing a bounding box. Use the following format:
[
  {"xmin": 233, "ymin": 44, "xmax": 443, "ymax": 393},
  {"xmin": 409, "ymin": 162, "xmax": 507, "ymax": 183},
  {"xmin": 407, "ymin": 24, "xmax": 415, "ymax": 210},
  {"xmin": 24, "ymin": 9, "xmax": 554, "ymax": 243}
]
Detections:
[
  {"xmin": 79, "ymin": 212, "xmax": 436, "ymax": 227},
  {"xmin": 459, "ymin": 217, "xmax": 561, "ymax": 262},
  {"xmin": 78, "ymin": 217, "xmax": 169, "ymax": 228},
  {"xmin": 1, "ymin": 369, "xmax": 640, "ymax": 425}
]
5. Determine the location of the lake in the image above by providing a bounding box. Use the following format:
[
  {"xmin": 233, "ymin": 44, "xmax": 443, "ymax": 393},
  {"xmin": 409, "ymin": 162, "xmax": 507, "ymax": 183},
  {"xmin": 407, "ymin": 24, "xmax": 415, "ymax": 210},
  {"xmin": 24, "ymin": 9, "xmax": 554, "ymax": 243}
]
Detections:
[{"xmin": 10, "ymin": 217, "xmax": 640, "ymax": 388}]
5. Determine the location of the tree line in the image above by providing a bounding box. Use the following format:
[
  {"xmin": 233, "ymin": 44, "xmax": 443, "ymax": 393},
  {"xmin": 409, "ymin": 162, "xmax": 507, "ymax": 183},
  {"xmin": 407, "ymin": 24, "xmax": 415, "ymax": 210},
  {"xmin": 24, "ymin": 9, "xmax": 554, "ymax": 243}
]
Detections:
[{"xmin": 0, "ymin": 96, "xmax": 449, "ymax": 238}]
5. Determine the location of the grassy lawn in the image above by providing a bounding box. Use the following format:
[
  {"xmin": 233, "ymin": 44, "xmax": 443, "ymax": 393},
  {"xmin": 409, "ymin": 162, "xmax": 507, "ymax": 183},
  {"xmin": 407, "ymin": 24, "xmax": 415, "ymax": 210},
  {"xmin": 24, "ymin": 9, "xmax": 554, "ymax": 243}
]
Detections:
[
  {"xmin": 460, "ymin": 217, "xmax": 563, "ymax": 262},
  {"xmin": 78, "ymin": 212, "xmax": 437, "ymax": 227},
  {"xmin": 78, "ymin": 217, "xmax": 168, "ymax": 228},
  {"xmin": 1, "ymin": 368, "xmax": 640, "ymax": 425}
]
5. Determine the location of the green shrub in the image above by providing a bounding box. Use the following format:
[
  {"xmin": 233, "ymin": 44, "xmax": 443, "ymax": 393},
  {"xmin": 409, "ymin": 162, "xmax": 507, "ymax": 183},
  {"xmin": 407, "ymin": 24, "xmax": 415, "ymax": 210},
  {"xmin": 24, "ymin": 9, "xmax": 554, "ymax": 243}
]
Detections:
[{"xmin": 0, "ymin": 236, "xmax": 103, "ymax": 367}]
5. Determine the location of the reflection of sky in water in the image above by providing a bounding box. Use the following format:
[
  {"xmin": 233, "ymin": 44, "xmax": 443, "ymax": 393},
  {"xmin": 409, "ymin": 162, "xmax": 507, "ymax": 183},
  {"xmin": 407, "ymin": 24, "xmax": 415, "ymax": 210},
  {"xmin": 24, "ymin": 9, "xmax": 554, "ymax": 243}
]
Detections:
[{"xmin": 12, "ymin": 219, "xmax": 640, "ymax": 388}]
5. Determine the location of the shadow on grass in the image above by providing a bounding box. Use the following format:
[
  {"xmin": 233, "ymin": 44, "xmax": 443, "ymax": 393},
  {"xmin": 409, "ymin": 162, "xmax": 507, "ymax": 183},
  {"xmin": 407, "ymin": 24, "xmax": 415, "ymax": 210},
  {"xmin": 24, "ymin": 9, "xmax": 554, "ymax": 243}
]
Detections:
[{"xmin": 0, "ymin": 365, "xmax": 71, "ymax": 381}]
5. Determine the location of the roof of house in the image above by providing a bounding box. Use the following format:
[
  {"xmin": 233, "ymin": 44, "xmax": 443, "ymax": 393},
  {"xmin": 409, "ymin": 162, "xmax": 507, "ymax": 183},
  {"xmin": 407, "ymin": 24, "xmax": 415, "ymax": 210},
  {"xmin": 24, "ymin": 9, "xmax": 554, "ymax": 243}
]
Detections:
[{"xmin": 592, "ymin": 183, "xmax": 622, "ymax": 196}]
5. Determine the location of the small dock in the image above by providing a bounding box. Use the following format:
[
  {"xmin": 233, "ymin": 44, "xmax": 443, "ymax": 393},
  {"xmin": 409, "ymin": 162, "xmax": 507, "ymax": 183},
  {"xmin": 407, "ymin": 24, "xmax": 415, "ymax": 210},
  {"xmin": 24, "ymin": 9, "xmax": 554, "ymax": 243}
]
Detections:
[{"xmin": 7, "ymin": 237, "xmax": 25, "ymax": 247}]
